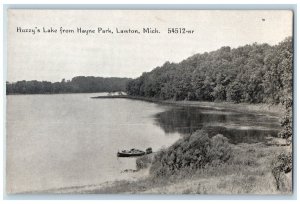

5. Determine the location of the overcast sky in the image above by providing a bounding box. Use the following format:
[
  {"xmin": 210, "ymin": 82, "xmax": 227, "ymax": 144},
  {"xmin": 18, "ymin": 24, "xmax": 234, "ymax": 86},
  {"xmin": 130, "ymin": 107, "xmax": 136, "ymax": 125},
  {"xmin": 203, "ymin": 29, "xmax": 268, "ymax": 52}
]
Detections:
[{"xmin": 7, "ymin": 10, "xmax": 293, "ymax": 82}]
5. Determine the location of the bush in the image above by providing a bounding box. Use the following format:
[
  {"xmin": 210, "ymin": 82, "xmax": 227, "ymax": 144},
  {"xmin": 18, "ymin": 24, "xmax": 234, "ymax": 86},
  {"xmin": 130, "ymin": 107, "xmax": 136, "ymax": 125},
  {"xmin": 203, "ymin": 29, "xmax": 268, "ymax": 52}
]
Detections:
[
  {"xmin": 279, "ymin": 107, "xmax": 292, "ymax": 143},
  {"xmin": 271, "ymin": 152, "xmax": 292, "ymax": 190},
  {"xmin": 150, "ymin": 130, "xmax": 232, "ymax": 177},
  {"xmin": 207, "ymin": 134, "xmax": 232, "ymax": 165}
]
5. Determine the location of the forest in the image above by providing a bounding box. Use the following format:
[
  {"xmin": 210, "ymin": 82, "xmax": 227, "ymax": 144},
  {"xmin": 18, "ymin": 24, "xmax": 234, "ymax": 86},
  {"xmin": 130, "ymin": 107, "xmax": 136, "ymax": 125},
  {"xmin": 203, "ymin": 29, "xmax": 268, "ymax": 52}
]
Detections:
[
  {"xmin": 6, "ymin": 76, "xmax": 131, "ymax": 94},
  {"xmin": 126, "ymin": 37, "xmax": 292, "ymax": 105},
  {"xmin": 126, "ymin": 37, "xmax": 293, "ymax": 140}
]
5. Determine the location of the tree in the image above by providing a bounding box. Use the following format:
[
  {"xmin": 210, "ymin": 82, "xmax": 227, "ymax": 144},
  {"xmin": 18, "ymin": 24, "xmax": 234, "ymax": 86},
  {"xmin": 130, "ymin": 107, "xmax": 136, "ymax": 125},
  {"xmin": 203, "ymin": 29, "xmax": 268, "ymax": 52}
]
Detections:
[{"xmin": 7, "ymin": 77, "xmax": 132, "ymax": 94}]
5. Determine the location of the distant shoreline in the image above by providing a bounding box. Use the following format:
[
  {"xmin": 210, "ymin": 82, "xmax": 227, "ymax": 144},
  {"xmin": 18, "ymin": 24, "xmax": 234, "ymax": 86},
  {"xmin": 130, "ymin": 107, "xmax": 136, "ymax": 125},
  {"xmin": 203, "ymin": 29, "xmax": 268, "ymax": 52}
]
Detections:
[
  {"xmin": 7, "ymin": 92, "xmax": 109, "ymax": 96},
  {"xmin": 91, "ymin": 95, "xmax": 284, "ymax": 116}
]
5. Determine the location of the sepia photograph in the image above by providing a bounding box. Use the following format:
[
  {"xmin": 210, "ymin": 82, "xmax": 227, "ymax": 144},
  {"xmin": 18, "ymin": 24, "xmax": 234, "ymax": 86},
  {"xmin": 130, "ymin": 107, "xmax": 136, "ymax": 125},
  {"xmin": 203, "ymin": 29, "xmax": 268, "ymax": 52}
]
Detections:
[{"xmin": 5, "ymin": 9, "xmax": 293, "ymax": 195}]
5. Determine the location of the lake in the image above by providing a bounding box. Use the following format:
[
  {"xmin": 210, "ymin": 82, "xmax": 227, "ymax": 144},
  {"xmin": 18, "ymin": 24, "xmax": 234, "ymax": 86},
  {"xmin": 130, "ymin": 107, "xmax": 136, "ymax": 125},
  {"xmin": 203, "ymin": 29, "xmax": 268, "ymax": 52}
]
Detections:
[{"xmin": 6, "ymin": 93, "xmax": 280, "ymax": 193}]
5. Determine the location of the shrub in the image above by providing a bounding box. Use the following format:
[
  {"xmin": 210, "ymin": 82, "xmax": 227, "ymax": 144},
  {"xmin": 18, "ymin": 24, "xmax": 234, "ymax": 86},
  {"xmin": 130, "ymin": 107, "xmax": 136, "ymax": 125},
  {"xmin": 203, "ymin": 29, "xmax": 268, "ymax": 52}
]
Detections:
[
  {"xmin": 271, "ymin": 152, "xmax": 292, "ymax": 190},
  {"xmin": 150, "ymin": 130, "xmax": 232, "ymax": 177},
  {"xmin": 207, "ymin": 134, "xmax": 232, "ymax": 165}
]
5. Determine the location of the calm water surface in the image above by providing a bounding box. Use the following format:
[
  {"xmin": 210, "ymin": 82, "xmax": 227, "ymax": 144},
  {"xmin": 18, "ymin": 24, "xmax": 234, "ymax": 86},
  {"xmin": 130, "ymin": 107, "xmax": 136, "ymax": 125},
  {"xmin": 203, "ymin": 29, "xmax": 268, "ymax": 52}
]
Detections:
[
  {"xmin": 155, "ymin": 105, "xmax": 280, "ymax": 144},
  {"xmin": 6, "ymin": 94, "xmax": 280, "ymax": 193}
]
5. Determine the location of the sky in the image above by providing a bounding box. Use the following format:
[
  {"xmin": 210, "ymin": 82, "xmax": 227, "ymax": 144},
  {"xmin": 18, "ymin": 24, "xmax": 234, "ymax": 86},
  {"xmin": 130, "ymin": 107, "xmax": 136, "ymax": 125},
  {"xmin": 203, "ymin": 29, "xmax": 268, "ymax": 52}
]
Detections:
[{"xmin": 7, "ymin": 10, "xmax": 293, "ymax": 82}]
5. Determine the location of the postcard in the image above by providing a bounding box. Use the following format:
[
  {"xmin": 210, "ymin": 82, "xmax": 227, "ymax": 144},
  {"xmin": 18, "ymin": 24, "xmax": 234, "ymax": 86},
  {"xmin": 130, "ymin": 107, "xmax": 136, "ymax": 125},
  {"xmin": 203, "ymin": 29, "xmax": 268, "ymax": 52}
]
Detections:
[{"xmin": 6, "ymin": 9, "xmax": 293, "ymax": 194}]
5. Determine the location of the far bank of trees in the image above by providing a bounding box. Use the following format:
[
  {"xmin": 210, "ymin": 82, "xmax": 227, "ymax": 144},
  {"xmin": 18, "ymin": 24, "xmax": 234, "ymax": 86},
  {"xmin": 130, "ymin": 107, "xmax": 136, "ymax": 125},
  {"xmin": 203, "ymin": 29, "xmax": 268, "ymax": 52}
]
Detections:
[
  {"xmin": 126, "ymin": 37, "xmax": 292, "ymax": 106},
  {"xmin": 6, "ymin": 76, "xmax": 131, "ymax": 94}
]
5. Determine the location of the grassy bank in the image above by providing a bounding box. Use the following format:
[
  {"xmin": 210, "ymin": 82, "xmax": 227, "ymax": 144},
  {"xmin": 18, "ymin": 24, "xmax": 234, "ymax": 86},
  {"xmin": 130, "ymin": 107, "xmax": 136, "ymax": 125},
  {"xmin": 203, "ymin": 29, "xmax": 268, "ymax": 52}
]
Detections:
[
  {"xmin": 50, "ymin": 134, "xmax": 291, "ymax": 194},
  {"xmin": 77, "ymin": 141, "xmax": 291, "ymax": 194}
]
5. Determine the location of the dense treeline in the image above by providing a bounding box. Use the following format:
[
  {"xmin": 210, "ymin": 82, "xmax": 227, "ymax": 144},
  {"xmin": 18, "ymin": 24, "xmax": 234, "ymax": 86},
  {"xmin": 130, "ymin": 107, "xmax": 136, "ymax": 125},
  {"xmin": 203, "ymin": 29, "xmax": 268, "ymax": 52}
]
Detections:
[
  {"xmin": 127, "ymin": 37, "xmax": 293, "ymax": 140},
  {"xmin": 126, "ymin": 37, "xmax": 292, "ymax": 106},
  {"xmin": 6, "ymin": 76, "xmax": 131, "ymax": 94}
]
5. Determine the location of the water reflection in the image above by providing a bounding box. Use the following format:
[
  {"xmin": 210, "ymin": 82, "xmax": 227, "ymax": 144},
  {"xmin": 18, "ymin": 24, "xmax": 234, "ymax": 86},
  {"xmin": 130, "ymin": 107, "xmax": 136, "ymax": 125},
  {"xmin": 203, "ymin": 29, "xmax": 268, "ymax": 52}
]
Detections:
[{"xmin": 154, "ymin": 106, "xmax": 281, "ymax": 144}]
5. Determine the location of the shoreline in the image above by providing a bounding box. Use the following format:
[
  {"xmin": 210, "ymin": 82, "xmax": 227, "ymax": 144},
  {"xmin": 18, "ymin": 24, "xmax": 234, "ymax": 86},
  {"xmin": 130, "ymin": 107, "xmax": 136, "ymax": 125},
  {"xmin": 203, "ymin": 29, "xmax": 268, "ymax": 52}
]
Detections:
[
  {"xmin": 40, "ymin": 96, "xmax": 288, "ymax": 194},
  {"xmin": 14, "ymin": 95, "xmax": 287, "ymax": 194},
  {"xmin": 91, "ymin": 95, "xmax": 284, "ymax": 116},
  {"xmin": 81, "ymin": 95, "xmax": 290, "ymax": 194},
  {"xmin": 41, "ymin": 140, "xmax": 291, "ymax": 194}
]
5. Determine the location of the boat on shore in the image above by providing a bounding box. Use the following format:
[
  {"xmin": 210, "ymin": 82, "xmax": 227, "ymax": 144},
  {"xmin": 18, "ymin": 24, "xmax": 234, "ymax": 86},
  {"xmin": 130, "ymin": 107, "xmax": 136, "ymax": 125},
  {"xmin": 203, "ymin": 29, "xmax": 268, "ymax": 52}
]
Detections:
[
  {"xmin": 145, "ymin": 147, "xmax": 152, "ymax": 154},
  {"xmin": 117, "ymin": 147, "xmax": 153, "ymax": 157}
]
